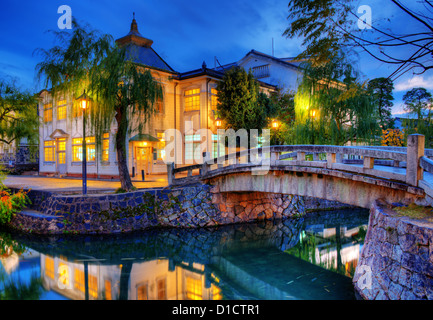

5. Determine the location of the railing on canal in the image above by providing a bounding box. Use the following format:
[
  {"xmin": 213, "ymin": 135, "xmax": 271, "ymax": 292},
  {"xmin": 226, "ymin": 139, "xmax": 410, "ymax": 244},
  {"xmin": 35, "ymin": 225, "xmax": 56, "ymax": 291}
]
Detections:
[{"xmin": 166, "ymin": 134, "xmax": 433, "ymax": 200}]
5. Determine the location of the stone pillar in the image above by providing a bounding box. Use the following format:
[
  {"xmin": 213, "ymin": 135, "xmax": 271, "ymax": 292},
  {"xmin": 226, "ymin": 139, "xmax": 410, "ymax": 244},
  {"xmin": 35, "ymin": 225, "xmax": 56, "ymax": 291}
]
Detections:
[
  {"xmin": 202, "ymin": 152, "xmax": 210, "ymax": 176},
  {"xmin": 167, "ymin": 162, "xmax": 174, "ymax": 185},
  {"xmin": 406, "ymin": 134, "xmax": 425, "ymax": 186}
]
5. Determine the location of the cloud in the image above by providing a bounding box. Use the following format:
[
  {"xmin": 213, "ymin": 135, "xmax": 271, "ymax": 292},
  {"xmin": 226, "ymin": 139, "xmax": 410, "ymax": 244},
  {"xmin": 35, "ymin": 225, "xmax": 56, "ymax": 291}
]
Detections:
[{"xmin": 394, "ymin": 75, "xmax": 433, "ymax": 92}]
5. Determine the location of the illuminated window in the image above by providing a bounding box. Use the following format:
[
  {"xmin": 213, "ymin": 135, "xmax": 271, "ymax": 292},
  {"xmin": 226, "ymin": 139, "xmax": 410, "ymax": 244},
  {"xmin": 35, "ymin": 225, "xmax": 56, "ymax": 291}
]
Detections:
[
  {"xmin": 44, "ymin": 103, "xmax": 53, "ymax": 122},
  {"xmin": 102, "ymin": 133, "xmax": 109, "ymax": 162},
  {"xmin": 184, "ymin": 88, "xmax": 200, "ymax": 112},
  {"xmin": 157, "ymin": 278, "xmax": 166, "ymax": 300},
  {"xmin": 73, "ymin": 103, "xmax": 83, "ymax": 118},
  {"xmin": 156, "ymin": 132, "xmax": 165, "ymax": 161},
  {"xmin": 44, "ymin": 140, "xmax": 55, "ymax": 162},
  {"xmin": 72, "ymin": 137, "xmax": 95, "ymax": 162},
  {"xmin": 185, "ymin": 134, "xmax": 202, "ymax": 163},
  {"xmin": 74, "ymin": 269, "xmax": 85, "ymax": 292},
  {"xmin": 57, "ymin": 138, "xmax": 66, "ymax": 164},
  {"xmin": 211, "ymin": 284, "xmax": 222, "ymax": 300},
  {"xmin": 137, "ymin": 284, "xmax": 148, "ymax": 300},
  {"xmin": 89, "ymin": 274, "xmax": 98, "ymax": 298},
  {"xmin": 105, "ymin": 280, "xmax": 112, "ymax": 300},
  {"xmin": 211, "ymin": 88, "xmax": 218, "ymax": 110},
  {"xmin": 45, "ymin": 256, "xmax": 55, "ymax": 279},
  {"xmin": 186, "ymin": 276, "xmax": 202, "ymax": 300},
  {"xmin": 211, "ymin": 134, "xmax": 224, "ymax": 159},
  {"xmin": 57, "ymin": 99, "xmax": 67, "ymax": 120},
  {"xmin": 72, "ymin": 138, "xmax": 82, "ymax": 162}
]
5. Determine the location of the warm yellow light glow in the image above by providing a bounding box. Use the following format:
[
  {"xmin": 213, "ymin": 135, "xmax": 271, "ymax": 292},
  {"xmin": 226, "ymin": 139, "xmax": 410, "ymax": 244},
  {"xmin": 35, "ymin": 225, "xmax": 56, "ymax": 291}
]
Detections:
[
  {"xmin": 310, "ymin": 109, "xmax": 317, "ymax": 118},
  {"xmin": 216, "ymin": 119, "xmax": 222, "ymax": 127},
  {"xmin": 272, "ymin": 120, "xmax": 279, "ymax": 128},
  {"xmin": 81, "ymin": 99, "xmax": 87, "ymax": 109}
]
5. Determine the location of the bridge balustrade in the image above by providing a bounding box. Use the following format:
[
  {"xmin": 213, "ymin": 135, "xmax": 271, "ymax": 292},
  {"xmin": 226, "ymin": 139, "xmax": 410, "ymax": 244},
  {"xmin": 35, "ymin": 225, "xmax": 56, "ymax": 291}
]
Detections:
[{"xmin": 167, "ymin": 134, "xmax": 433, "ymax": 201}]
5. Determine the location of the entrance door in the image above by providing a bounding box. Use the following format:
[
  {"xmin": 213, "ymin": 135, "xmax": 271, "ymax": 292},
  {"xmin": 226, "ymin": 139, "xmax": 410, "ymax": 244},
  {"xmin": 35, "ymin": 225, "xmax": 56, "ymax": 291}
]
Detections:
[
  {"xmin": 56, "ymin": 138, "xmax": 67, "ymax": 174},
  {"xmin": 136, "ymin": 147, "xmax": 152, "ymax": 175}
]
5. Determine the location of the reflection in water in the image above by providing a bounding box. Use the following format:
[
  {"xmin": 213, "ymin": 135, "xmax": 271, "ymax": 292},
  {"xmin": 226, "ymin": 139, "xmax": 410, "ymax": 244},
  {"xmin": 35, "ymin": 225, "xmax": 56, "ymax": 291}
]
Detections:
[{"xmin": 0, "ymin": 208, "xmax": 369, "ymax": 300}]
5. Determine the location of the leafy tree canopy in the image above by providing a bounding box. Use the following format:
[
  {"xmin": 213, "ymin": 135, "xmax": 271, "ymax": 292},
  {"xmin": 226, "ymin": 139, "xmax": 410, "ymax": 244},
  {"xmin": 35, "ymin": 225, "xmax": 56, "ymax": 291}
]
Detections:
[
  {"xmin": 216, "ymin": 66, "xmax": 276, "ymax": 133},
  {"xmin": 403, "ymin": 87, "xmax": 432, "ymax": 120},
  {"xmin": 367, "ymin": 77, "xmax": 395, "ymax": 129},
  {"xmin": 292, "ymin": 51, "xmax": 380, "ymax": 145},
  {"xmin": 0, "ymin": 78, "xmax": 38, "ymax": 146}
]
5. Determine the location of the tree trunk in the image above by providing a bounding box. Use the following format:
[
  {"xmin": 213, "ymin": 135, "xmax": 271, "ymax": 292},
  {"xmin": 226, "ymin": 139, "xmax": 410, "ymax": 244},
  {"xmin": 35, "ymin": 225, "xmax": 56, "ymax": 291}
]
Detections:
[{"xmin": 115, "ymin": 106, "xmax": 133, "ymax": 191}]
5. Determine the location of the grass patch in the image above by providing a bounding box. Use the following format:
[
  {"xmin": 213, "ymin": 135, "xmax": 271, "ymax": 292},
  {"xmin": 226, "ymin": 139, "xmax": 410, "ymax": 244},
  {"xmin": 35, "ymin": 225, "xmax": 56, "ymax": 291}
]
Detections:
[{"xmin": 392, "ymin": 203, "xmax": 433, "ymax": 221}]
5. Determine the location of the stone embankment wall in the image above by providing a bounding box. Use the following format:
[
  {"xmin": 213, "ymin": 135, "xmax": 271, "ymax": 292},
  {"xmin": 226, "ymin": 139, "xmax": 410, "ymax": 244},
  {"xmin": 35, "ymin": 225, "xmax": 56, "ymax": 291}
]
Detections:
[
  {"xmin": 10, "ymin": 183, "xmax": 327, "ymax": 235},
  {"xmin": 353, "ymin": 200, "xmax": 433, "ymax": 300}
]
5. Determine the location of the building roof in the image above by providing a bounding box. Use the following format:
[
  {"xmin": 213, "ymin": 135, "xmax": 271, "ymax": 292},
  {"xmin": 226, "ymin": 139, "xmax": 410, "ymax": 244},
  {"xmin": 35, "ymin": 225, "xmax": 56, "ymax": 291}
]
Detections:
[
  {"xmin": 213, "ymin": 49, "xmax": 302, "ymax": 73},
  {"xmin": 115, "ymin": 15, "xmax": 176, "ymax": 73}
]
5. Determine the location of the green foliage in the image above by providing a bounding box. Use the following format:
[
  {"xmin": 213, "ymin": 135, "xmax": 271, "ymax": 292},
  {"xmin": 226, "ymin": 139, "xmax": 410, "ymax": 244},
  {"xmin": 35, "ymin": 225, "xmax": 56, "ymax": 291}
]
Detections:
[
  {"xmin": 0, "ymin": 79, "xmax": 38, "ymax": 148},
  {"xmin": 403, "ymin": 87, "xmax": 432, "ymax": 120},
  {"xmin": 291, "ymin": 52, "xmax": 380, "ymax": 145},
  {"xmin": 401, "ymin": 87, "xmax": 433, "ymax": 147},
  {"xmin": 269, "ymin": 90, "xmax": 295, "ymax": 145},
  {"xmin": 216, "ymin": 67, "xmax": 275, "ymax": 134},
  {"xmin": 283, "ymin": 0, "xmax": 354, "ymax": 64},
  {"xmin": 367, "ymin": 78, "xmax": 395, "ymax": 129}
]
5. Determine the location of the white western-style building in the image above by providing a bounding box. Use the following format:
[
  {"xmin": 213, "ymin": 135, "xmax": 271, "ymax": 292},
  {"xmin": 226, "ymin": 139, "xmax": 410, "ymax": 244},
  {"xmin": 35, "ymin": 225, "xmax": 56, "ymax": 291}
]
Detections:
[{"xmin": 38, "ymin": 17, "xmax": 301, "ymax": 179}]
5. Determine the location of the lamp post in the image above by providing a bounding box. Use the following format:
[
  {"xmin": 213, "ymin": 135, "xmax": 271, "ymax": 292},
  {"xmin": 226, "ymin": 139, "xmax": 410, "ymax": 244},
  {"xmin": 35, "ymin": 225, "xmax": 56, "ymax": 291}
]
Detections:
[{"xmin": 76, "ymin": 90, "xmax": 92, "ymax": 195}]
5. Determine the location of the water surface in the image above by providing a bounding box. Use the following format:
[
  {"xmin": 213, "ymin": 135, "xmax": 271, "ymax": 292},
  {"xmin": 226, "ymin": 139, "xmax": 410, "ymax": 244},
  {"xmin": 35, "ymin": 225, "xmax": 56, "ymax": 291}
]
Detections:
[{"xmin": 0, "ymin": 208, "xmax": 369, "ymax": 300}]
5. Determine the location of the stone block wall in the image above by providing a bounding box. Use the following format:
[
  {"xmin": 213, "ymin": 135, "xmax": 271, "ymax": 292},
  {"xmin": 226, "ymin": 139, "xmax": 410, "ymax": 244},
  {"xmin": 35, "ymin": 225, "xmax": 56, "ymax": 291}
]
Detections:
[
  {"xmin": 353, "ymin": 200, "xmax": 433, "ymax": 300},
  {"xmin": 9, "ymin": 183, "xmax": 309, "ymax": 234}
]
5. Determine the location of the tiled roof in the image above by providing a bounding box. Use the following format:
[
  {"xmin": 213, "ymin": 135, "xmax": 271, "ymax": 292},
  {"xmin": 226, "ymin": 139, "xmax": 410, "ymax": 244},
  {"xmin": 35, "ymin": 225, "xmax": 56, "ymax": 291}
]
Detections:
[{"xmin": 115, "ymin": 16, "xmax": 175, "ymax": 73}]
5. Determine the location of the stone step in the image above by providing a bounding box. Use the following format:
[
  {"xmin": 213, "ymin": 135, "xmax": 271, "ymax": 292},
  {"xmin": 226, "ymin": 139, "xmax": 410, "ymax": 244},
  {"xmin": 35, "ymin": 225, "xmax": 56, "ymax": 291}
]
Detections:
[{"xmin": 18, "ymin": 209, "xmax": 63, "ymax": 221}]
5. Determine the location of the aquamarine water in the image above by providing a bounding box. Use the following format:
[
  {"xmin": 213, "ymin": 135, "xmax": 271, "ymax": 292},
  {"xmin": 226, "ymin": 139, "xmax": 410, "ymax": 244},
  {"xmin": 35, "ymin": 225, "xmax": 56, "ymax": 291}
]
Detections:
[{"xmin": 0, "ymin": 208, "xmax": 369, "ymax": 300}]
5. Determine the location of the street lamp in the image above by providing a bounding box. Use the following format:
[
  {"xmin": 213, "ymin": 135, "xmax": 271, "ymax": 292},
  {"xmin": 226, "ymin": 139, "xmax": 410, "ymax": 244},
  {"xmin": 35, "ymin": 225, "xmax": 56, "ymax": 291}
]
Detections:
[
  {"xmin": 76, "ymin": 90, "xmax": 92, "ymax": 195},
  {"xmin": 271, "ymin": 119, "xmax": 279, "ymax": 129}
]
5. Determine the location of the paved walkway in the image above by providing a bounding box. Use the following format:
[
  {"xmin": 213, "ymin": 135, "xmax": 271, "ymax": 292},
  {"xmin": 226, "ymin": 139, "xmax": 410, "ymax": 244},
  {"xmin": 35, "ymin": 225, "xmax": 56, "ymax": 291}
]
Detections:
[{"xmin": 3, "ymin": 174, "xmax": 169, "ymax": 193}]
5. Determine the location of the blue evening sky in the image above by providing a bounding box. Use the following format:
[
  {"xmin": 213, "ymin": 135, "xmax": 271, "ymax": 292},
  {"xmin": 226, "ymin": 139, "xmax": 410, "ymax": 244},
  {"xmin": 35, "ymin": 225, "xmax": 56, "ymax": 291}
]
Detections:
[{"xmin": 0, "ymin": 0, "xmax": 431, "ymax": 115}]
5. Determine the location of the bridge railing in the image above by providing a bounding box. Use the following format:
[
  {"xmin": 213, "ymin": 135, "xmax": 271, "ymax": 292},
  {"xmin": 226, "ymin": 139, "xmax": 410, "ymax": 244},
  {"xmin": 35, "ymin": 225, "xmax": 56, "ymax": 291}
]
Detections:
[{"xmin": 167, "ymin": 134, "xmax": 433, "ymax": 197}]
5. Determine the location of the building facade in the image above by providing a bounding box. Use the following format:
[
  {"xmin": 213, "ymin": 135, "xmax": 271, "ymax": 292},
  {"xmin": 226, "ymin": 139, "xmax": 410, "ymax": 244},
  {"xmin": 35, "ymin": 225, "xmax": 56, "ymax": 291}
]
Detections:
[{"xmin": 38, "ymin": 17, "xmax": 299, "ymax": 179}]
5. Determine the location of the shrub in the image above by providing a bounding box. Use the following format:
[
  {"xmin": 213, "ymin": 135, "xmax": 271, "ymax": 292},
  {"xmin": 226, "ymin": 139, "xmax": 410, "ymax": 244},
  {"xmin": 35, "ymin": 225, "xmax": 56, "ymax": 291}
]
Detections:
[{"xmin": 0, "ymin": 189, "xmax": 30, "ymax": 224}]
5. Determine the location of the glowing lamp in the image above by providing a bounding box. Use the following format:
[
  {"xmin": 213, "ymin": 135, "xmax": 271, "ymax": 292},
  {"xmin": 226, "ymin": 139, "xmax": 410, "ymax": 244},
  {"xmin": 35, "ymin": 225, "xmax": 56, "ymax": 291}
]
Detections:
[
  {"xmin": 215, "ymin": 117, "xmax": 222, "ymax": 128},
  {"xmin": 77, "ymin": 90, "xmax": 92, "ymax": 110},
  {"xmin": 272, "ymin": 119, "xmax": 279, "ymax": 129}
]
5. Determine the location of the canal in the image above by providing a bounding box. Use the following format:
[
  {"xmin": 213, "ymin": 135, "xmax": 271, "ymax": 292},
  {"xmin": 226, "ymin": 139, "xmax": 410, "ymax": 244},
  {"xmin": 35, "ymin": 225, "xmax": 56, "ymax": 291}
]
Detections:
[{"xmin": 0, "ymin": 208, "xmax": 369, "ymax": 300}]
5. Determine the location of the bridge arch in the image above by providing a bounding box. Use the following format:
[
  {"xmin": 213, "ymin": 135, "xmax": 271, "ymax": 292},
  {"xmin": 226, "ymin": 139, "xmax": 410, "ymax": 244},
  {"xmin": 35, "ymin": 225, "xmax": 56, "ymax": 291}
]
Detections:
[
  {"xmin": 205, "ymin": 167, "xmax": 424, "ymax": 209},
  {"xmin": 167, "ymin": 134, "xmax": 433, "ymax": 212}
]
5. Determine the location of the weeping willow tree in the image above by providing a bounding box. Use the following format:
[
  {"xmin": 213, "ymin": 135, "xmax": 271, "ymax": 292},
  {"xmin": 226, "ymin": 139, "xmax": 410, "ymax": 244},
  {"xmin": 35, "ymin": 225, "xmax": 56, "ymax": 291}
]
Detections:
[
  {"xmin": 291, "ymin": 52, "xmax": 380, "ymax": 146},
  {"xmin": 35, "ymin": 20, "xmax": 162, "ymax": 190},
  {"xmin": 88, "ymin": 46, "xmax": 163, "ymax": 190}
]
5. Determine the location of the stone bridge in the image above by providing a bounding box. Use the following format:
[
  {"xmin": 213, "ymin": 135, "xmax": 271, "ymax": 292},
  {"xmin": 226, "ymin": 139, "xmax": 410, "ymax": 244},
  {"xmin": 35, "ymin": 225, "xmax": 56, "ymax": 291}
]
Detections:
[{"xmin": 167, "ymin": 134, "xmax": 433, "ymax": 210}]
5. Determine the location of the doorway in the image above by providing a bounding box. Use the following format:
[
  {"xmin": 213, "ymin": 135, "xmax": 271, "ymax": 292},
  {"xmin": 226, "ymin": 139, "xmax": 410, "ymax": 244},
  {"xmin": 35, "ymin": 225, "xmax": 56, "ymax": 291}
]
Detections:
[
  {"xmin": 56, "ymin": 138, "xmax": 67, "ymax": 174},
  {"xmin": 136, "ymin": 146, "xmax": 152, "ymax": 176}
]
